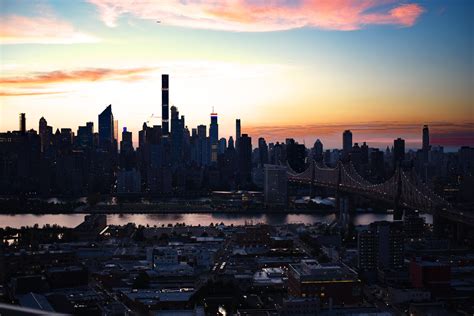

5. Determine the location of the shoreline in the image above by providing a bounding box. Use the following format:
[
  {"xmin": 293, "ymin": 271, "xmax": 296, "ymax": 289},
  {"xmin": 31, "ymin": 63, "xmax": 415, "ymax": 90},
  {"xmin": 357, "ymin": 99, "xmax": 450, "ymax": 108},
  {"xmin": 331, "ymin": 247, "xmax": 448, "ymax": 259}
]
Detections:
[{"xmin": 0, "ymin": 208, "xmax": 392, "ymax": 215}]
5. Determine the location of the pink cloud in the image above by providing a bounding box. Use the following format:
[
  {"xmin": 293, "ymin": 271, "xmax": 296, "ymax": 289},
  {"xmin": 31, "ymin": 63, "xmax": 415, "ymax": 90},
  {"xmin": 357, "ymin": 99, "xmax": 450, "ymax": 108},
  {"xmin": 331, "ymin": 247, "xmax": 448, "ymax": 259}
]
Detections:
[
  {"xmin": 0, "ymin": 67, "xmax": 155, "ymax": 98},
  {"xmin": 0, "ymin": 15, "xmax": 99, "ymax": 44},
  {"xmin": 0, "ymin": 67, "xmax": 155, "ymax": 85},
  {"xmin": 88, "ymin": 0, "xmax": 425, "ymax": 31}
]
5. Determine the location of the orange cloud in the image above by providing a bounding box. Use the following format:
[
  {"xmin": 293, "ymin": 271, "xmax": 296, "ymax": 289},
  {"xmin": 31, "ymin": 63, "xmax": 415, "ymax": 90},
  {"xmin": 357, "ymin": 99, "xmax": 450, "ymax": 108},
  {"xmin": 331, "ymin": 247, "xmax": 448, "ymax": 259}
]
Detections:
[
  {"xmin": 0, "ymin": 67, "xmax": 155, "ymax": 86},
  {"xmin": 88, "ymin": 0, "xmax": 424, "ymax": 31},
  {"xmin": 0, "ymin": 15, "xmax": 99, "ymax": 45},
  {"xmin": 0, "ymin": 91, "xmax": 65, "ymax": 97}
]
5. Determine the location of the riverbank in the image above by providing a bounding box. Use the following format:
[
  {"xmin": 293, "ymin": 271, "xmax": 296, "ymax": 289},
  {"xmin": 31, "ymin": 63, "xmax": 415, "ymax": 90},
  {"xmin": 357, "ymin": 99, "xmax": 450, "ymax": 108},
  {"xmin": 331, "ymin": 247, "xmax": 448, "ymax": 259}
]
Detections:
[{"xmin": 1, "ymin": 212, "xmax": 432, "ymax": 229}]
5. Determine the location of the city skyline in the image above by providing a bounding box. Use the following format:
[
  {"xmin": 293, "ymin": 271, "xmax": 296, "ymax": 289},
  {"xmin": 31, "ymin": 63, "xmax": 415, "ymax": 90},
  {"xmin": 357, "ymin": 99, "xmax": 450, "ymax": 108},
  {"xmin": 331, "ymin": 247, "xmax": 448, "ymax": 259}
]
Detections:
[{"xmin": 1, "ymin": 0, "xmax": 473, "ymax": 149}]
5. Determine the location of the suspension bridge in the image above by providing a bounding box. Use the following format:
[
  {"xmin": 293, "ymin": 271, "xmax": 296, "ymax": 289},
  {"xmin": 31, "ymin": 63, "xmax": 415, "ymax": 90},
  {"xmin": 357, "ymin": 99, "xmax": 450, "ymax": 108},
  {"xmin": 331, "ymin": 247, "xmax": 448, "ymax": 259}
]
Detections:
[{"xmin": 285, "ymin": 160, "xmax": 473, "ymax": 226}]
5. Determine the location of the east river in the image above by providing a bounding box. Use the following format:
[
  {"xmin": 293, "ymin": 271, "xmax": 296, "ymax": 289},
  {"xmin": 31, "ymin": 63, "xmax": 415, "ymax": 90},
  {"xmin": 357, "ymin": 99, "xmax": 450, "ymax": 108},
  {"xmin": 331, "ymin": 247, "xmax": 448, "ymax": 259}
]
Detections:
[{"xmin": 0, "ymin": 212, "xmax": 433, "ymax": 228}]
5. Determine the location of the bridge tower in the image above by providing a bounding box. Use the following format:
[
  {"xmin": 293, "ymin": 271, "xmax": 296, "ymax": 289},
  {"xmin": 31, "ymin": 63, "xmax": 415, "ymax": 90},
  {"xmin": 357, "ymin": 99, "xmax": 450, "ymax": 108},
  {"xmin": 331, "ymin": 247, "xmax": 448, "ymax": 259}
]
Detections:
[
  {"xmin": 393, "ymin": 164, "xmax": 403, "ymax": 220},
  {"xmin": 335, "ymin": 161, "xmax": 341, "ymax": 215},
  {"xmin": 309, "ymin": 160, "xmax": 316, "ymax": 199}
]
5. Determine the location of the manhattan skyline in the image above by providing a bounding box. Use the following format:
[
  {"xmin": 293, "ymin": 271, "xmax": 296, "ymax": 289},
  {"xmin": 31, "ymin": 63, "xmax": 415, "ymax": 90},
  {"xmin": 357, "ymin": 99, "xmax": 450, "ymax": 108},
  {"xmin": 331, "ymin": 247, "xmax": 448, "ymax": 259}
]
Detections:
[{"xmin": 1, "ymin": 0, "xmax": 473, "ymax": 149}]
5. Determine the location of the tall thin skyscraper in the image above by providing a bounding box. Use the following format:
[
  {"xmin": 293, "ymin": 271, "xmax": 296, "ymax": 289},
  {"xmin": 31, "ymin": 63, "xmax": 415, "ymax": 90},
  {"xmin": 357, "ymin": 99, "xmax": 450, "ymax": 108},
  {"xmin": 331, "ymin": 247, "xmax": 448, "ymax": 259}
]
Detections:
[
  {"xmin": 162, "ymin": 74, "xmax": 169, "ymax": 136},
  {"xmin": 210, "ymin": 110, "xmax": 219, "ymax": 163},
  {"xmin": 98, "ymin": 104, "xmax": 114, "ymax": 151},
  {"xmin": 39, "ymin": 117, "xmax": 48, "ymax": 151},
  {"xmin": 209, "ymin": 111, "xmax": 218, "ymax": 144},
  {"xmin": 19, "ymin": 113, "xmax": 26, "ymax": 134},
  {"xmin": 343, "ymin": 130, "xmax": 352, "ymax": 155},
  {"xmin": 422, "ymin": 125, "xmax": 430, "ymax": 151},
  {"xmin": 236, "ymin": 119, "xmax": 241, "ymax": 141}
]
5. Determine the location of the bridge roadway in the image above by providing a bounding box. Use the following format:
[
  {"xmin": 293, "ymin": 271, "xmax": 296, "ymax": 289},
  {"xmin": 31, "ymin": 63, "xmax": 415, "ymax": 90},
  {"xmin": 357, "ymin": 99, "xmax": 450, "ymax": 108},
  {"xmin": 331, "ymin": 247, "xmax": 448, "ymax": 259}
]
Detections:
[{"xmin": 285, "ymin": 160, "xmax": 474, "ymax": 227}]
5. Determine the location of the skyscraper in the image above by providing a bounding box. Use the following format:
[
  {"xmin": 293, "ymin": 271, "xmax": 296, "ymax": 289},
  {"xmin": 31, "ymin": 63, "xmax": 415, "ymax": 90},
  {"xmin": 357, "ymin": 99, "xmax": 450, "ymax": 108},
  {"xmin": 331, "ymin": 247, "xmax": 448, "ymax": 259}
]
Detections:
[
  {"xmin": 286, "ymin": 141, "xmax": 306, "ymax": 173},
  {"xmin": 197, "ymin": 124, "xmax": 209, "ymax": 166},
  {"xmin": 162, "ymin": 74, "xmax": 169, "ymax": 136},
  {"xmin": 343, "ymin": 130, "xmax": 352, "ymax": 156},
  {"xmin": 361, "ymin": 142, "xmax": 369, "ymax": 164},
  {"xmin": 422, "ymin": 125, "xmax": 430, "ymax": 151},
  {"xmin": 218, "ymin": 138, "xmax": 227, "ymax": 155},
  {"xmin": 313, "ymin": 139, "xmax": 323, "ymax": 161},
  {"xmin": 358, "ymin": 221, "xmax": 404, "ymax": 272},
  {"xmin": 393, "ymin": 138, "xmax": 405, "ymax": 166},
  {"xmin": 114, "ymin": 119, "xmax": 119, "ymax": 152},
  {"xmin": 210, "ymin": 111, "xmax": 219, "ymax": 163},
  {"xmin": 238, "ymin": 134, "xmax": 252, "ymax": 185},
  {"xmin": 39, "ymin": 117, "xmax": 50, "ymax": 152},
  {"xmin": 77, "ymin": 122, "xmax": 94, "ymax": 149},
  {"xmin": 370, "ymin": 149, "xmax": 385, "ymax": 181},
  {"xmin": 264, "ymin": 164, "xmax": 287, "ymax": 207},
  {"xmin": 98, "ymin": 104, "xmax": 114, "ymax": 151},
  {"xmin": 258, "ymin": 137, "xmax": 269, "ymax": 166},
  {"xmin": 170, "ymin": 106, "xmax": 184, "ymax": 163},
  {"xmin": 19, "ymin": 113, "xmax": 26, "ymax": 134},
  {"xmin": 120, "ymin": 127, "xmax": 133, "ymax": 153},
  {"xmin": 209, "ymin": 111, "xmax": 218, "ymax": 143},
  {"xmin": 236, "ymin": 119, "xmax": 241, "ymax": 142}
]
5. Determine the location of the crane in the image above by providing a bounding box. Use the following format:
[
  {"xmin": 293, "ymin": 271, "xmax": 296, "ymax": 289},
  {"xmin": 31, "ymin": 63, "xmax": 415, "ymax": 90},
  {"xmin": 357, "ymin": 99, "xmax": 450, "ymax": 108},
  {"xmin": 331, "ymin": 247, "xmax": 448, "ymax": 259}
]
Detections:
[{"xmin": 146, "ymin": 113, "xmax": 161, "ymax": 124}]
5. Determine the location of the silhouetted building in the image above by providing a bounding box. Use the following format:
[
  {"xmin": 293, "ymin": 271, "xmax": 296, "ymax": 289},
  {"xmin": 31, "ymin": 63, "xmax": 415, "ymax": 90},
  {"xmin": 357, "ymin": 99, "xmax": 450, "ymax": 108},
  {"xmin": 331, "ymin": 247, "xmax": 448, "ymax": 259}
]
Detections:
[
  {"xmin": 343, "ymin": 130, "xmax": 352, "ymax": 157},
  {"xmin": 286, "ymin": 140, "xmax": 306, "ymax": 173},
  {"xmin": 38, "ymin": 117, "xmax": 52, "ymax": 152},
  {"xmin": 288, "ymin": 259, "xmax": 361, "ymax": 305},
  {"xmin": 210, "ymin": 111, "xmax": 218, "ymax": 163},
  {"xmin": 422, "ymin": 125, "xmax": 430, "ymax": 151},
  {"xmin": 313, "ymin": 139, "xmax": 323, "ymax": 162},
  {"xmin": 77, "ymin": 122, "xmax": 94, "ymax": 150},
  {"xmin": 161, "ymin": 74, "xmax": 169, "ymax": 136},
  {"xmin": 393, "ymin": 138, "xmax": 405, "ymax": 166},
  {"xmin": 360, "ymin": 142, "xmax": 369, "ymax": 164},
  {"xmin": 404, "ymin": 212, "xmax": 425, "ymax": 239},
  {"xmin": 19, "ymin": 113, "xmax": 26, "ymax": 134},
  {"xmin": 238, "ymin": 134, "xmax": 252, "ymax": 185},
  {"xmin": 264, "ymin": 164, "xmax": 287, "ymax": 207},
  {"xmin": 117, "ymin": 168, "xmax": 141, "ymax": 194},
  {"xmin": 120, "ymin": 127, "xmax": 133, "ymax": 153},
  {"xmin": 258, "ymin": 137, "xmax": 269, "ymax": 166},
  {"xmin": 410, "ymin": 258, "xmax": 451, "ymax": 291},
  {"xmin": 98, "ymin": 104, "xmax": 115, "ymax": 151},
  {"xmin": 358, "ymin": 221, "xmax": 404, "ymax": 272},
  {"xmin": 370, "ymin": 149, "xmax": 385, "ymax": 180},
  {"xmin": 236, "ymin": 119, "xmax": 241, "ymax": 140},
  {"xmin": 170, "ymin": 106, "xmax": 184, "ymax": 163},
  {"xmin": 218, "ymin": 137, "xmax": 226, "ymax": 155}
]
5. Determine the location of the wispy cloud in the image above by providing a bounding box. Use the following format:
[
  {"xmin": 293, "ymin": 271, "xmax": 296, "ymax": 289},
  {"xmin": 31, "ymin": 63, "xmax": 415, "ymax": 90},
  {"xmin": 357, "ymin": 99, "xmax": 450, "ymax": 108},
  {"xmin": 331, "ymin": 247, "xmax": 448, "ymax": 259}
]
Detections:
[
  {"xmin": 0, "ymin": 67, "xmax": 155, "ymax": 98},
  {"xmin": 0, "ymin": 15, "xmax": 99, "ymax": 45},
  {"xmin": 0, "ymin": 91, "xmax": 65, "ymax": 97},
  {"xmin": 0, "ymin": 67, "xmax": 155, "ymax": 85},
  {"xmin": 88, "ymin": 0, "xmax": 425, "ymax": 31}
]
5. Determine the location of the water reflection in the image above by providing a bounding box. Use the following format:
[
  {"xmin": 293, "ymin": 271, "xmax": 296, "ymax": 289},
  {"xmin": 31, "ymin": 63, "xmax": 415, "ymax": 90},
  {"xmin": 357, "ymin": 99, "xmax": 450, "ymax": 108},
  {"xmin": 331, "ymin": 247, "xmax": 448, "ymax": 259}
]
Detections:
[{"xmin": 0, "ymin": 212, "xmax": 432, "ymax": 229}]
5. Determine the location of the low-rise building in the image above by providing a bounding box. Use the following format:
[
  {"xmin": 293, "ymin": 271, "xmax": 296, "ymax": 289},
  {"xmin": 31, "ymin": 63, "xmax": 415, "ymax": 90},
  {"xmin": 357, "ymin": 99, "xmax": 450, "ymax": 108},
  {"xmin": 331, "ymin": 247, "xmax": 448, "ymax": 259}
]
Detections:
[{"xmin": 288, "ymin": 259, "xmax": 361, "ymax": 306}]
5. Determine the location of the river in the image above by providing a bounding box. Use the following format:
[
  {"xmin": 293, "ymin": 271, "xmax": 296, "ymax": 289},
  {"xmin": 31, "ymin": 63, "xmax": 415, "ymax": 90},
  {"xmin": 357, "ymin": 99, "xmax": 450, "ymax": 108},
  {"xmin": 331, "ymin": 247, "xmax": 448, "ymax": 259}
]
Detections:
[{"xmin": 0, "ymin": 212, "xmax": 433, "ymax": 228}]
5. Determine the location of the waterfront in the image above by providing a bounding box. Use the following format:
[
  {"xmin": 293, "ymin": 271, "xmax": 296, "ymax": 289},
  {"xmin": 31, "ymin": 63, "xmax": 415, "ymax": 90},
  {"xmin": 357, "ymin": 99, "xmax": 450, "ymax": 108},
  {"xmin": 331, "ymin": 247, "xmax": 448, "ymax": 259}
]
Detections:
[{"xmin": 0, "ymin": 212, "xmax": 433, "ymax": 228}]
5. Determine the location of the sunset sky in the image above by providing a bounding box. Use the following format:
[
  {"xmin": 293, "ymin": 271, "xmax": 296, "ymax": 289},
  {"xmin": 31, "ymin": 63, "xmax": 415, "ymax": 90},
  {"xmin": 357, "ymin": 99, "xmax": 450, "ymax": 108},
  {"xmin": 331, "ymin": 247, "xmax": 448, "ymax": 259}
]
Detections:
[{"xmin": 0, "ymin": 0, "xmax": 472, "ymax": 149}]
